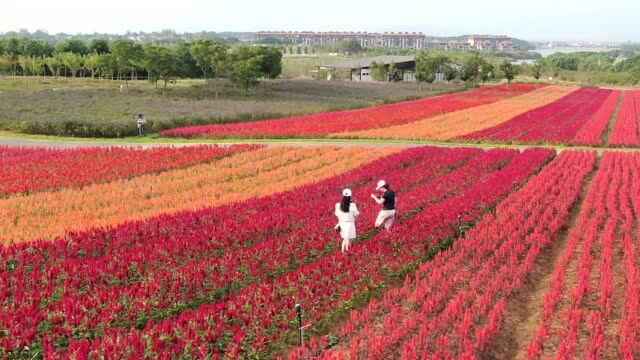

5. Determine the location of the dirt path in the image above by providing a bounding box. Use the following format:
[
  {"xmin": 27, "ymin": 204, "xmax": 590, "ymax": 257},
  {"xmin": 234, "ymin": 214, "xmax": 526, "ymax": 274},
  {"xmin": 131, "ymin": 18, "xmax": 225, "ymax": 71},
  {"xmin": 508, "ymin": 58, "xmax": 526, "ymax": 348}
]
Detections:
[{"xmin": 485, "ymin": 154, "xmax": 600, "ymax": 360}]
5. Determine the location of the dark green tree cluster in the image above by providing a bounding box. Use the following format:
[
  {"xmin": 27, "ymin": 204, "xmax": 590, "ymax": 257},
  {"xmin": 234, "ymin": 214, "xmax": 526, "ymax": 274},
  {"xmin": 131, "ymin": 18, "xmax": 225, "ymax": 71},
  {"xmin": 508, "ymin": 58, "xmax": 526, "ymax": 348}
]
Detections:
[
  {"xmin": 415, "ymin": 51, "xmax": 523, "ymax": 86},
  {"xmin": 516, "ymin": 50, "xmax": 640, "ymax": 85},
  {"xmin": 0, "ymin": 37, "xmax": 283, "ymax": 91}
]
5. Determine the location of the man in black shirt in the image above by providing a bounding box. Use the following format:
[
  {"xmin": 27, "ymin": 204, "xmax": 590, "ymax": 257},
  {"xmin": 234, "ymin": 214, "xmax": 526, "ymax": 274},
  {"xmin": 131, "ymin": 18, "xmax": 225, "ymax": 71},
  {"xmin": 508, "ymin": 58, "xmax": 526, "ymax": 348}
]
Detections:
[{"xmin": 371, "ymin": 180, "xmax": 396, "ymax": 233}]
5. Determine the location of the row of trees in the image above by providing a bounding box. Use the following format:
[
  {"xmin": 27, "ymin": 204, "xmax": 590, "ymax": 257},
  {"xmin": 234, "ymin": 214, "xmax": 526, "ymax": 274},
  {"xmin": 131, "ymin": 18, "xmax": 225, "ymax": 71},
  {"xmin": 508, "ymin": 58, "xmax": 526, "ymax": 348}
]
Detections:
[
  {"xmin": 414, "ymin": 52, "xmax": 516, "ymax": 86},
  {"xmin": 531, "ymin": 52, "xmax": 640, "ymax": 84},
  {"xmin": 0, "ymin": 37, "xmax": 111, "ymax": 58},
  {"xmin": 0, "ymin": 38, "xmax": 283, "ymax": 92}
]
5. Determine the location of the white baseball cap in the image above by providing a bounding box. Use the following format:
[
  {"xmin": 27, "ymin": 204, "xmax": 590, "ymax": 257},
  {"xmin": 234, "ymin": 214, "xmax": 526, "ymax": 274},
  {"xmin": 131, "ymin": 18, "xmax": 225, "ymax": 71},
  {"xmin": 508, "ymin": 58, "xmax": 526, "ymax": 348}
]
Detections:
[
  {"xmin": 342, "ymin": 188, "xmax": 352, "ymax": 197},
  {"xmin": 376, "ymin": 180, "xmax": 387, "ymax": 190}
]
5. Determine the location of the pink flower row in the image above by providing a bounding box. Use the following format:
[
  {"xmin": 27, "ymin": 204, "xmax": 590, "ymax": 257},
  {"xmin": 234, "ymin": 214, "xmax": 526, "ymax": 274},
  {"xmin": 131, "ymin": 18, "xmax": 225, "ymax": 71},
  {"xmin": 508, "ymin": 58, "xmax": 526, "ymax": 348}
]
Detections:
[
  {"xmin": 0, "ymin": 147, "xmax": 551, "ymax": 358},
  {"xmin": 461, "ymin": 87, "xmax": 614, "ymax": 144},
  {"xmin": 290, "ymin": 150, "xmax": 594, "ymax": 359},
  {"xmin": 608, "ymin": 91, "xmax": 640, "ymax": 146},
  {"xmin": 0, "ymin": 144, "xmax": 257, "ymax": 196},
  {"xmin": 160, "ymin": 84, "xmax": 543, "ymax": 138},
  {"xmin": 572, "ymin": 90, "xmax": 621, "ymax": 146},
  {"xmin": 526, "ymin": 152, "xmax": 640, "ymax": 359}
]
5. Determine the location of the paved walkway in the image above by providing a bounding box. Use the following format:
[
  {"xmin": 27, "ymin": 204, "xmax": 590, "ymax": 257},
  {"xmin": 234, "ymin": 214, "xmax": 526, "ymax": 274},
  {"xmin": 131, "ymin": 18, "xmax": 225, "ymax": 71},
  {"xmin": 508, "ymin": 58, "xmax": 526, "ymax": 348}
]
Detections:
[
  {"xmin": 1, "ymin": 135, "xmax": 636, "ymax": 155},
  {"xmin": 0, "ymin": 136, "xmax": 195, "ymax": 148},
  {"xmin": 0, "ymin": 136, "xmax": 527, "ymax": 150}
]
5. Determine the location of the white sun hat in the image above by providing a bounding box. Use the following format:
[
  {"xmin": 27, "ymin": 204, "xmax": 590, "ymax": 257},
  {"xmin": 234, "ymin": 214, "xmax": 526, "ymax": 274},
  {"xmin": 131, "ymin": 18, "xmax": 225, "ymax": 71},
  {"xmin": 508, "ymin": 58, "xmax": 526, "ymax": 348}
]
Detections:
[
  {"xmin": 376, "ymin": 180, "xmax": 387, "ymax": 190},
  {"xmin": 342, "ymin": 188, "xmax": 352, "ymax": 197}
]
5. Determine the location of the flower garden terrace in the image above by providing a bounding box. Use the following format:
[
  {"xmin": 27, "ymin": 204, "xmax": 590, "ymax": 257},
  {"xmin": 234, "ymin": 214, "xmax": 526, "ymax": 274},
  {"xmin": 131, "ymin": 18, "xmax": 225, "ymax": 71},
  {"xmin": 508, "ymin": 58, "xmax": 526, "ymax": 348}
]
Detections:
[
  {"xmin": 161, "ymin": 83, "xmax": 640, "ymax": 150},
  {"xmin": 1, "ymin": 141, "xmax": 640, "ymax": 359},
  {"xmin": 3, "ymin": 80, "xmax": 640, "ymax": 359}
]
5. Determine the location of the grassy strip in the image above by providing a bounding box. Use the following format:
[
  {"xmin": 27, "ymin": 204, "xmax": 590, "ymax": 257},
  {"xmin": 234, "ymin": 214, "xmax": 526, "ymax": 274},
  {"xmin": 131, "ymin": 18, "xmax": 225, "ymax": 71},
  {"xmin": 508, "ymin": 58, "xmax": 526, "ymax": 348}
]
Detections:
[{"xmin": 0, "ymin": 80, "xmax": 466, "ymax": 138}]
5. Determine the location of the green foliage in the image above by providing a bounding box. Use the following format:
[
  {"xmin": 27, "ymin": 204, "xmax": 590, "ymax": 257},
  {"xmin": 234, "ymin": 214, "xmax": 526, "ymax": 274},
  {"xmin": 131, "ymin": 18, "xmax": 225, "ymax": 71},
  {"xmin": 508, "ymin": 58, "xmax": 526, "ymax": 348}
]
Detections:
[
  {"xmin": 546, "ymin": 53, "xmax": 579, "ymax": 71},
  {"xmin": 17, "ymin": 55, "xmax": 31, "ymax": 76},
  {"xmin": 531, "ymin": 62, "xmax": 542, "ymax": 80},
  {"xmin": 631, "ymin": 62, "xmax": 640, "ymax": 85},
  {"xmin": 174, "ymin": 41, "xmax": 202, "ymax": 78},
  {"xmin": 460, "ymin": 52, "xmax": 484, "ymax": 82},
  {"xmin": 109, "ymin": 40, "xmax": 143, "ymax": 86},
  {"xmin": 24, "ymin": 39, "xmax": 54, "ymax": 57},
  {"xmin": 229, "ymin": 58, "xmax": 262, "ymax": 94},
  {"xmin": 55, "ymin": 39, "xmax": 89, "ymax": 55},
  {"xmin": 88, "ymin": 38, "xmax": 110, "ymax": 54},
  {"xmin": 142, "ymin": 45, "xmax": 180, "ymax": 89},
  {"xmin": 388, "ymin": 61, "xmax": 398, "ymax": 80},
  {"xmin": 443, "ymin": 63, "xmax": 458, "ymax": 82},
  {"xmin": 250, "ymin": 46, "xmax": 283, "ymax": 79},
  {"xmin": 46, "ymin": 53, "xmax": 65, "ymax": 78},
  {"xmin": 83, "ymin": 53, "xmax": 101, "ymax": 78},
  {"xmin": 370, "ymin": 61, "xmax": 388, "ymax": 81},
  {"xmin": 416, "ymin": 51, "xmax": 449, "ymax": 84},
  {"xmin": 229, "ymin": 45, "xmax": 283, "ymax": 80},
  {"xmin": 29, "ymin": 56, "xmax": 47, "ymax": 76},
  {"xmin": 0, "ymin": 57, "xmax": 12, "ymax": 74},
  {"xmin": 95, "ymin": 53, "xmax": 116, "ymax": 78},
  {"xmin": 499, "ymin": 60, "xmax": 516, "ymax": 83},
  {"xmin": 479, "ymin": 62, "xmax": 494, "ymax": 84},
  {"xmin": 336, "ymin": 40, "xmax": 363, "ymax": 55},
  {"xmin": 60, "ymin": 52, "xmax": 84, "ymax": 77},
  {"xmin": 17, "ymin": 55, "xmax": 47, "ymax": 76},
  {"xmin": 617, "ymin": 54, "xmax": 640, "ymax": 72},
  {"xmin": 189, "ymin": 39, "xmax": 229, "ymax": 79}
]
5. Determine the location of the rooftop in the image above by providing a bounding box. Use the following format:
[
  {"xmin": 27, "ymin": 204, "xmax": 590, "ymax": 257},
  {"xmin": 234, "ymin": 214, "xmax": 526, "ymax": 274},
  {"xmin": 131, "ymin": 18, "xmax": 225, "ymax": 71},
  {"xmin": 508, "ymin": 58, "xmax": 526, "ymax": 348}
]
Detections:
[{"xmin": 257, "ymin": 31, "xmax": 424, "ymax": 36}]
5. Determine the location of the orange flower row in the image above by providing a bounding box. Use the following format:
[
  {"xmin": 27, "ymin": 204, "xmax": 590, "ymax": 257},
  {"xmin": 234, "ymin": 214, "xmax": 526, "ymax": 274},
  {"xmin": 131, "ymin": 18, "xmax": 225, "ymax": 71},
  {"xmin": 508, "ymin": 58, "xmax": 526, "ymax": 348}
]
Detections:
[
  {"xmin": 0, "ymin": 146, "xmax": 397, "ymax": 245},
  {"xmin": 338, "ymin": 85, "xmax": 578, "ymax": 140}
]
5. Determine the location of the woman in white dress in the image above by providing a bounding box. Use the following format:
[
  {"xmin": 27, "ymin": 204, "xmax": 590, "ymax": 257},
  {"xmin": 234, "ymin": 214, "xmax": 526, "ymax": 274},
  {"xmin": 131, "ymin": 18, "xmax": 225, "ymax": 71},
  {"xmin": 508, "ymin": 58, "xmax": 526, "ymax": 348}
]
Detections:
[{"xmin": 335, "ymin": 188, "xmax": 359, "ymax": 253}]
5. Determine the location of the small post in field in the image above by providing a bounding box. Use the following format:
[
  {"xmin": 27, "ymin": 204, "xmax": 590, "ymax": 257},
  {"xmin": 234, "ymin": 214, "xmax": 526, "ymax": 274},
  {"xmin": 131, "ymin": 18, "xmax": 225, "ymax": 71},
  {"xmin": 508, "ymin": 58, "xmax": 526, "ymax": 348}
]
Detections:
[{"xmin": 296, "ymin": 303, "xmax": 303, "ymax": 346}]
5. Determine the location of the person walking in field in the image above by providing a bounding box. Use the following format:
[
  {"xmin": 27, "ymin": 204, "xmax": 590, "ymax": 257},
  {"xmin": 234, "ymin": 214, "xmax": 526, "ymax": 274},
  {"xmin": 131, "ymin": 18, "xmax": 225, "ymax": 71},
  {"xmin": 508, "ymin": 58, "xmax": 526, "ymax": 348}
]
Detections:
[
  {"xmin": 335, "ymin": 188, "xmax": 359, "ymax": 253},
  {"xmin": 371, "ymin": 180, "xmax": 396, "ymax": 233},
  {"xmin": 136, "ymin": 114, "xmax": 147, "ymax": 136}
]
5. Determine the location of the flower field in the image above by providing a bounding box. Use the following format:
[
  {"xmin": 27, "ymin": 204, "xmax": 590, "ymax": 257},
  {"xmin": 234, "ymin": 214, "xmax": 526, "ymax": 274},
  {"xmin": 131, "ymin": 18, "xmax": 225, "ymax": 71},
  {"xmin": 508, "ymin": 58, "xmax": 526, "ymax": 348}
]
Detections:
[
  {"xmin": 0, "ymin": 145, "xmax": 396, "ymax": 245},
  {"xmin": 0, "ymin": 145, "xmax": 256, "ymax": 196},
  {"xmin": 0, "ymin": 143, "xmax": 564, "ymax": 358},
  {"xmin": 524, "ymin": 151, "xmax": 640, "ymax": 359},
  {"xmin": 290, "ymin": 150, "xmax": 595, "ymax": 359},
  {"xmin": 341, "ymin": 85, "xmax": 577, "ymax": 140},
  {"xmin": 608, "ymin": 91, "xmax": 640, "ymax": 146},
  {"xmin": 572, "ymin": 90, "xmax": 622, "ymax": 146},
  {"xmin": 156, "ymin": 84, "xmax": 640, "ymax": 148},
  {"xmin": 460, "ymin": 87, "xmax": 615, "ymax": 144},
  {"xmin": 6, "ymin": 82, "xmax": 640, "ymax": 359},
  {"xmin": 160, "ymin": 83, "xmax": 542, "ymax": 138}
]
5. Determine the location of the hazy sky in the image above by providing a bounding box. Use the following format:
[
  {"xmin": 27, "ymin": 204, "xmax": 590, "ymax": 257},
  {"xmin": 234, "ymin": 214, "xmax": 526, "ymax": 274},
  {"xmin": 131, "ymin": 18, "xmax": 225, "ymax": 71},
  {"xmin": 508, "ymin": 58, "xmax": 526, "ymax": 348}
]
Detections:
[{"xmin": 2, "ymin": 0, "xmax": 639, "ymax": 42}]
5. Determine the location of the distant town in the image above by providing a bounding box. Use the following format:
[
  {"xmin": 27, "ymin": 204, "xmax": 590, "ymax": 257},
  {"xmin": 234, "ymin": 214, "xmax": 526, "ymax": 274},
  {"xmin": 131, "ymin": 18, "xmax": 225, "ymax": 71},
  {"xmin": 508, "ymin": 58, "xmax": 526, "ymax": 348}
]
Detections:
[
  {"xmin": 255, "ymin": 31, "xmax": 519, "ymax": 52},
  {"xmin": 0, "ymin": 29, "xmax": 633, "ymax": 54}
]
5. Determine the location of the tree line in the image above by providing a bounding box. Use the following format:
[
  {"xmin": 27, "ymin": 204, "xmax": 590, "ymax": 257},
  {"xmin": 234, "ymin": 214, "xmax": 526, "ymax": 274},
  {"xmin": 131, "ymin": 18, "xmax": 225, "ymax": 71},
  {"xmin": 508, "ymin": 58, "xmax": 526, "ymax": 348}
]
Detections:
[
  {"xmin": 367, "ymin": 51, "xmax": 516, "ymax": 86},
  {"xmin": 0, "ymin": 37, "xmax": 283, "ymax": 92},
  {"xmin": 530, "ymin": 51, "xmax": 640, "ymax": 84}
]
